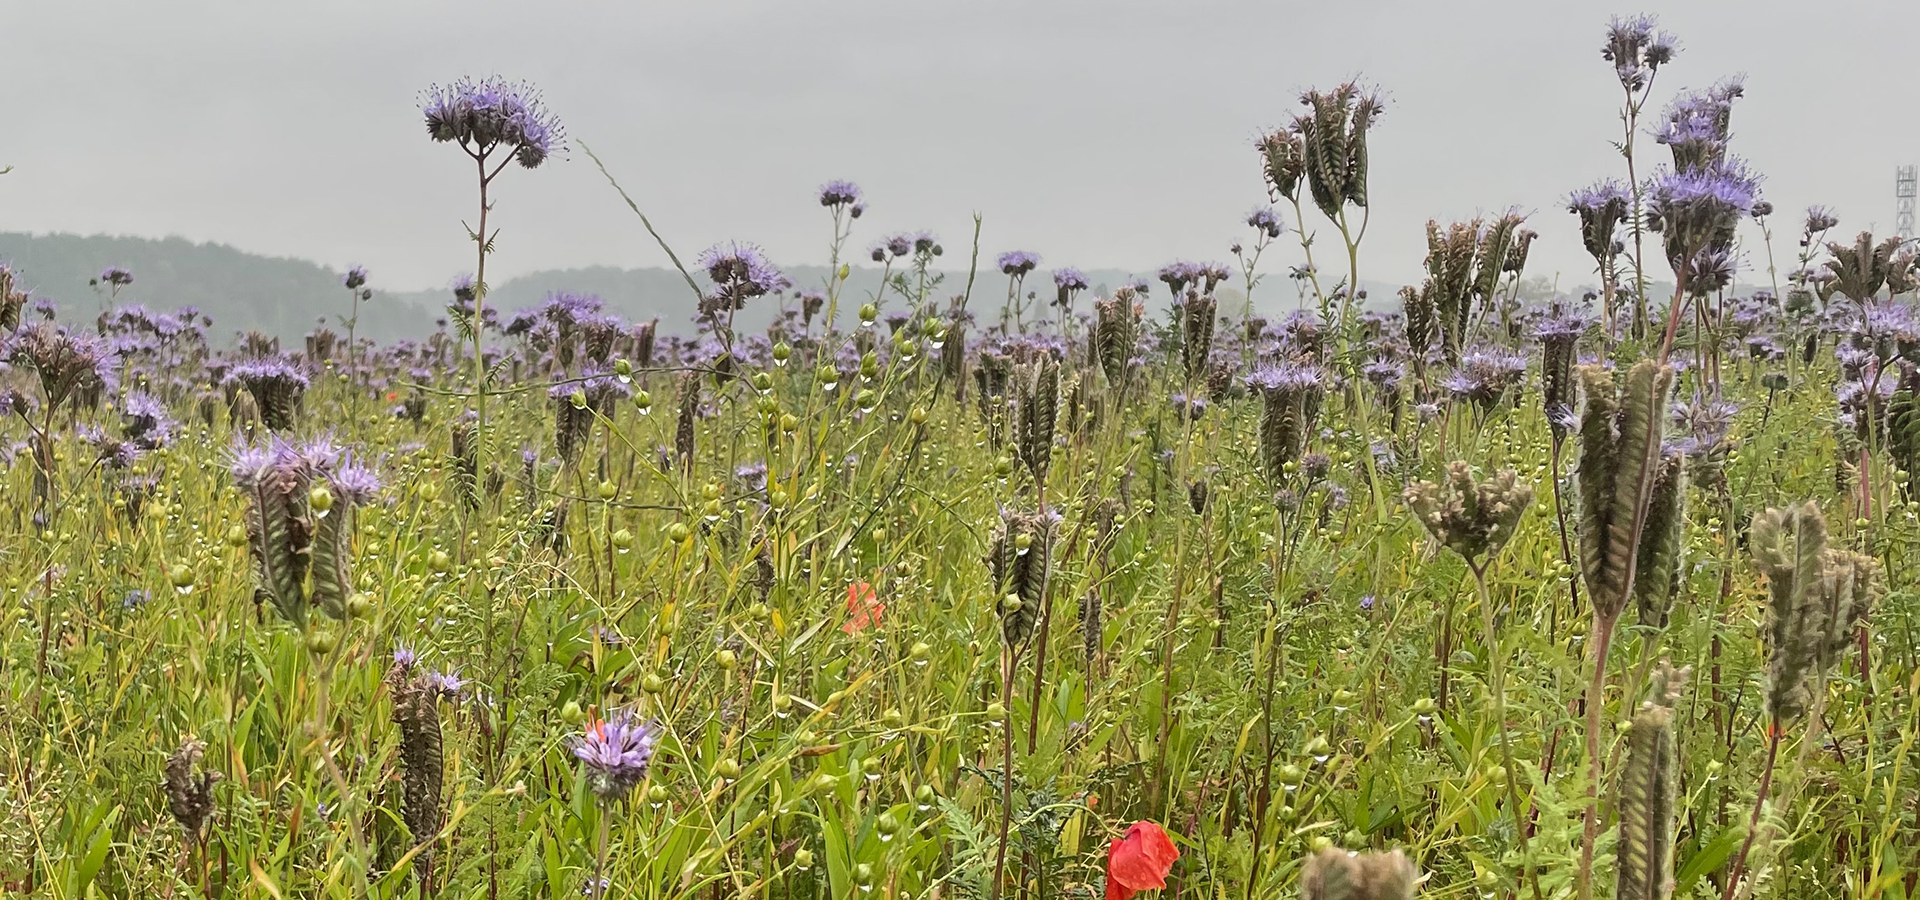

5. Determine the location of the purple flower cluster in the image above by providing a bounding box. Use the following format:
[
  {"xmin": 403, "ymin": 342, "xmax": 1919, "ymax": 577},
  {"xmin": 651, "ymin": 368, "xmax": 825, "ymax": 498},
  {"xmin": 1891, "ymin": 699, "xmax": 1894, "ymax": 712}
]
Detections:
[
  {"xmin": 572, "ymin": 708, "xmax": 662, "ymax": 801},
  {"xmin": 1246, "ymin": 206, "xmax": 1285, "ymax": 239},
  {"xmin": 997, "ymin": 250, "xmax": 1041, "ymax": 277},
  {"xmin": 421, "ymin": 76, "xmax": 565, "ymax": 168},
  {"xmin": 1602, "ymin": 14, "xmax": 1679, "ymax": 91},
  {"xmin": 1158, "ymin": 260, "xmax": 1232, "ymax": 297},
  {"xmin": 1245, "ymin": 360, "xmax": 1327, "ymax": 393},
  {"xmin": 817, "ymin": 180, "xmax": 865, "ymax": 217}
]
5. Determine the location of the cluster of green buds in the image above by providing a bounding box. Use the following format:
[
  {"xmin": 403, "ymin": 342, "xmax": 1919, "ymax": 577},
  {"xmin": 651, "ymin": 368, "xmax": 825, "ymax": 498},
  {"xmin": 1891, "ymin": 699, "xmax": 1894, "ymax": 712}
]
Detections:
[
  {"xmin": 1402, "ymin": 461, "xmax": 1534, "ymax": 567},
  {"xmin": 1749, "ymin": 501, "xmax": 1881, "ymax": 721}
]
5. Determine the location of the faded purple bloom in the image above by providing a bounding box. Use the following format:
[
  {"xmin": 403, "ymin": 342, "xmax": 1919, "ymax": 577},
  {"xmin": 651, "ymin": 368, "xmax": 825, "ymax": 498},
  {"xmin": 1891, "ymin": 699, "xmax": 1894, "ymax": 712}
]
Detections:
[
  {"xmin": 998, "ymin": 250, "xmax": 1041, "ymax": 277},
  {"xmin": 392, "ymin": 644, "xmax": 419, "ymax": 669},
  {"xmin": 343, "ymin": 266, "xmax": 369, "ymax": 290},
  {"xmin": 1358, "ymin": 593, "xmax": 1376, "ymax": 611},
  {"xmin": 95, "ymin": 267, "xmax": 134, "ymax": 288},
  {"xmin": 1602, "ymin": 14, "xmax": 1678, "ymax": 90},
  {"xmin": 1246, "ymin": 206, "xmax": 1285, "ymax": 239},
  {"xmin": 421, "ymin": 76, "xmax": 565, "ymax": 168},
  {"xmin": 1053, "ymin": 268, "xmax": 1089, "ymax": 293},
  {"xmin": 817, "ymin": 180, "xmax": 862, "ymax": 208},
  {"xmin": 572, "ymin": 709, "xmax": 663, "ymax": 801},
  {"xmin": 1805, "ymin": 205, "xmax": 1839, "ymax": 234}
]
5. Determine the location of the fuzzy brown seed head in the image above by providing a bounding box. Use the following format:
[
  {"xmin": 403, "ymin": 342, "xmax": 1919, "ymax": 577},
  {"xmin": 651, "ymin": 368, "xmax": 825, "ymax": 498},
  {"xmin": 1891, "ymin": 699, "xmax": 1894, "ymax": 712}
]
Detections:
[
  {"xmin": 1301, "ymin": 847, "xmax": 1419, "ymax": 900},
  {"xmin": 163, "ymin": 737, "xmax": 222, "ymax": 841}
]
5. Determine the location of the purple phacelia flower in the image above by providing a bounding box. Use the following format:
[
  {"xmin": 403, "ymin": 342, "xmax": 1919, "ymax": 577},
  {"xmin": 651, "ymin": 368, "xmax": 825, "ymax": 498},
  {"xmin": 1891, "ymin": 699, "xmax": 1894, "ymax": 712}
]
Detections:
[
  {"xmin": 572, "ymin": 709, "xmax": 662, "ymax": 801},
  {"xmin": 421, "ymin": 76, "xmax": 565, "ymax": 168},
  {"xmin": 817, "ymin": 180, "xmax": 862, "ymax": 208},
  {"xmin": 1245, "ymin": 360, "xmax": 1327, "ymax": 393},
  {"xmin": 1246, "ymin": 206, "xmax": 1285, "ymax": 239},
  {"xmin": 329, "ymin": 462, "xmax": 382, "ymax": 505},
  {"xmin": 997, "ymin": 250, "xmax": 1041, "ymax": 277},
  {"xmin": 343, "ymin": 266, "xmax": 369, "ymax": 290}
]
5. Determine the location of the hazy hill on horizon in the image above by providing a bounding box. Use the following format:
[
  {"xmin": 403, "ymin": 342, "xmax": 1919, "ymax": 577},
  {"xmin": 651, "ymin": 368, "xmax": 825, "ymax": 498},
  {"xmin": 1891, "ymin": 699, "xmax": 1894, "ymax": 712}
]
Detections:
[{"xmin": 1, "ymin": 231, "xmax": 1421, "ymax": 344}]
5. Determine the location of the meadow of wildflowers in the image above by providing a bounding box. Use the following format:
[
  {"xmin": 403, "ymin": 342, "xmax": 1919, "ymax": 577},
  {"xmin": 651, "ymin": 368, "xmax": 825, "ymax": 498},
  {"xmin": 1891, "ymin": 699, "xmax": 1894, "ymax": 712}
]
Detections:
[{"xmin": 4, "ymin": 16, "xmax": 1920, "ymax": 900}]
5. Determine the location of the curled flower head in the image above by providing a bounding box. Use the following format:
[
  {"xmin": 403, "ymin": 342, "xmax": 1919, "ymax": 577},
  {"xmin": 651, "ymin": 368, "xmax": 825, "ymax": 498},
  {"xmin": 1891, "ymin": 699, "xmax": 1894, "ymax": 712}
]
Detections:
[
  {"xmin": 817, "ymin": 179, "xmax": 862, "ymax": 208},
  {"xmin": 1805, "ymin": 205, "xmax": 1839, "ymax": 234},
  {"xmin": 343, "ymin": 266, "xmax": 369, "ymax": 291},
  {"xmin": 998, "ymin": 250, "xmax": 1041, "ymax": 277},
  {"xmin": 1603, "ymin": 14, "xmax": 1679, "ymax": 90},
  {"xmin": 1246, "ymin": 206, "xmax": 1286, "ymax": 239},
  {"xmin": 421, "ymin": 76, "xmax": 565, "ymax": 168},
  {"xmin": 571, "ymin": 709, "xmax": 662, "ymax": 801},
  {"xmin": 95, "ymin": 266, "xmax": 134, "ymax": 288}
]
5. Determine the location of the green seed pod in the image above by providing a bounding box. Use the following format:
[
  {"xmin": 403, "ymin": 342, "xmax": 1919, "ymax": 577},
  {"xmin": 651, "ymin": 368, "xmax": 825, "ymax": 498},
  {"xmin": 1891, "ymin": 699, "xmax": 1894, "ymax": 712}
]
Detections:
[{"xmin": 306, "ymin": 629, "xmax": 338, "ymax": 656}]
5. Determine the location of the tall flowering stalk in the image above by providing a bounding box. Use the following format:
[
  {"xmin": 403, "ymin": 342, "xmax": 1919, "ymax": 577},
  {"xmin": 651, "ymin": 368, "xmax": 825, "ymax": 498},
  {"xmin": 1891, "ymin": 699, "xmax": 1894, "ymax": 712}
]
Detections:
[
  {"xmin": 1598, "ymin": 14, "xmax": 1679, "ymax": 340},
  {"xmin": 3, "ymin": 321, "xmax": 114, "ymax": 521},
  {"xmin": 1405, "ymin": 462, "xmax": 1539, "ymax": 899},
  {"xmin": 1721, "ymin": 502, "xmax": 1879, "ymax": 900},
  {"xmin": 1572, "ymin": 359, "xmax": 1674, "ymax": 899},
  {"xmin": 570, "ymin": 708, "xmax": 661, "ymax": 897},
  {"xmin": 421, "ymin": 75, "xmax": 563, "ymax": 485}
]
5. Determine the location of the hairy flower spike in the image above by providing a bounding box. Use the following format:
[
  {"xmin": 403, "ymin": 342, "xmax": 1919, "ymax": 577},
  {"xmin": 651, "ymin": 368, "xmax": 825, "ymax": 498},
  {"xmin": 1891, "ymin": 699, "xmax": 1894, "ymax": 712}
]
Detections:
[
  {"xmin": 1632, "ymin": 451, "xmax": 1688, "ymax": 627},
  {"xmin": 989, "ymin": 507, "xmax": 1057, "ymax": 650},
  {"xmin": 388, "ymin": 661, "xmax": 447, "ymax": 884},
  {"xmin": 1181, "ymin": 291, "xmax": 1217, "ymax": 382},
  {"xmin": 1616, "ymin": 663, "xmax": 1689, "ymax": 900},
  {"xmin": 1577, "ymin": 360, "xmax": 1676, "ymax": 622},
  {"xmin": 1246, "ymin": 362, "xmax": 1326, "ymax": 483},
  {"xmin": 1749, "ymin": 502, "xmax": 1881, "ymax": 721},
  {"xmin": 1094, "ymin": 294, "xmax": 1141, "ymax": 390},
  {"xmin": 1013, "ymin": 358, "xmax": 1060, "ymax": 485},
  {"xmin": 1297, "ymin": 82, "xmax": 1384, "ymax": 220},
  {"xmin": 163, "ymin": 738, "xmax": 222, "ymax": 841},
  {"xmin": 421, "ymin": 75, "xmax": 564, "ymax": 168}
]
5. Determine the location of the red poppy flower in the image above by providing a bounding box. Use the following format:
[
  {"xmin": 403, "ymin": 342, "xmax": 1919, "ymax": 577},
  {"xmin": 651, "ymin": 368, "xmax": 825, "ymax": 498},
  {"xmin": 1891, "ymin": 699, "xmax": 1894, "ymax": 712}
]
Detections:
[
  {"xmin": 1106, "ymin": 821, "xmax": 1179, "ymax": 900},
  {"xmin": 842, "ymin": 581, "xmax": 885, "ymax": 634}
]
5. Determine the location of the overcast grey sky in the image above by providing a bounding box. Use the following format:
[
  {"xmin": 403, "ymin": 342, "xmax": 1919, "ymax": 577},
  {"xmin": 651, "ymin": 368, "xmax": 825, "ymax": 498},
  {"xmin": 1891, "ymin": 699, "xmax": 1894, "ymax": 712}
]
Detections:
[{"xmin": 6, "ymin": 0, "xmax": 1917, "ymax": 294}]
